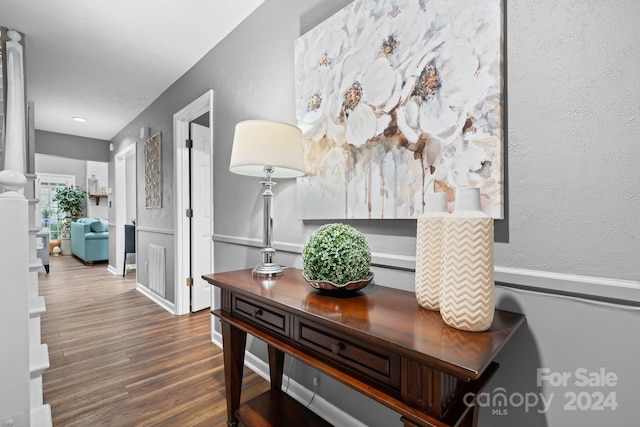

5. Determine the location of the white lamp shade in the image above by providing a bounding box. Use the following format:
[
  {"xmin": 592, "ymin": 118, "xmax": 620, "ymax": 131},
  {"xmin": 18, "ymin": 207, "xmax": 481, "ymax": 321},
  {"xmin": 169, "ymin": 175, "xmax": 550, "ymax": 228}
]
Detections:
[{"xmin": 229, "ymin": 120, "xmax": 305, "ymax": 178}]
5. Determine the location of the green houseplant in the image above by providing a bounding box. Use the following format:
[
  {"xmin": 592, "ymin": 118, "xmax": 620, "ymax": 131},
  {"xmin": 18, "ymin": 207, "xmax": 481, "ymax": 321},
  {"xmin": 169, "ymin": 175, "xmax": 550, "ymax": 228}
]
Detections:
[
  {"xmin": 52, "ymin": 185, "xmax": 87, "ymax": 246},
  {"xmin": 302, "ymin": 223, "xmax": 373, "ymax": 291}
]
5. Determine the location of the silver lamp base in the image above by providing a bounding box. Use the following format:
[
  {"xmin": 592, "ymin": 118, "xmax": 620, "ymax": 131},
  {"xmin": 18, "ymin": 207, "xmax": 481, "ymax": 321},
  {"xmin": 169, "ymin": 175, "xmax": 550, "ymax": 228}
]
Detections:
[{"xmin": 252, "ymin": 262, "xmax": 284, "ymax": 277}]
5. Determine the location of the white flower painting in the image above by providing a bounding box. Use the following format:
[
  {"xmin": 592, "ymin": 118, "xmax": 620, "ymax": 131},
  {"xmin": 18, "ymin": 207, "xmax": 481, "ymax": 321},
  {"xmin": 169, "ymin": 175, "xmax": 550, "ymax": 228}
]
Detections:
[{"xmin": 295, "ymin": 0, "xmax": 504, "ymax": 219}]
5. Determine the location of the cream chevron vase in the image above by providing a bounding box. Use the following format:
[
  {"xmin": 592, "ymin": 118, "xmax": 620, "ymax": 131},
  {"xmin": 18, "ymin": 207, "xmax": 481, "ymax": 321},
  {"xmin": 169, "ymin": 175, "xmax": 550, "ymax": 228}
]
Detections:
[
  {"xmin": 415, "ymin": 192, "xmax": 448, "ymax": 310},
  {"xmin": 439, "ymin": 189, "xmax": 495, "ymax": 332}
]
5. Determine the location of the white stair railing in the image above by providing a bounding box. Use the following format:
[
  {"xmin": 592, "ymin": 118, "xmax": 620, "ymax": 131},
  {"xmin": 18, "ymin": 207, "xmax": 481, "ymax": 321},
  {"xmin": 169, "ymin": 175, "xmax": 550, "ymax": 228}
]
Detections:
[{"xmin": 0, "ymin": 27, "xmax": 51, "ymax": 427}]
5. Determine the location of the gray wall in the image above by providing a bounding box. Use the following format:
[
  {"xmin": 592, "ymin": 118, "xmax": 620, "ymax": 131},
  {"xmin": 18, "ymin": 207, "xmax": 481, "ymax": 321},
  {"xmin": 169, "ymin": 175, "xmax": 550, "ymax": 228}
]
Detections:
[
  {"xmin": 34, "ymin": 153, "xmax": 86, "ymax": 186},
  {"xmin": 108, "ymin": 0, "xmax": 640, "ymax": 426},
  {"xmin": 501, "ymin": 0, "xmax": 639, "ymax": 281},
  {"xmin": 35, "ymin": 130, "xmax": 110, "ymax": 162}
]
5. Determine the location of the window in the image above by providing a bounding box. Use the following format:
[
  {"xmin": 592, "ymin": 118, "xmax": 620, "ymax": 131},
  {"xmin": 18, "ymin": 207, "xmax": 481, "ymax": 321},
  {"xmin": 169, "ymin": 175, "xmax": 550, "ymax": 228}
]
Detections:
[{"xmin": 37, "ymin": 173, "xmax": 75, "ymax": 240}]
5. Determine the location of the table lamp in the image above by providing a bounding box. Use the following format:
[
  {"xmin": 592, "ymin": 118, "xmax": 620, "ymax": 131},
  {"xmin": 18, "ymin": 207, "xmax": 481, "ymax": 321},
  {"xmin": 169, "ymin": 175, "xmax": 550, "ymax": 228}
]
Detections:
[{"xmin": 229, "ymin": 120, "xmax": 305, "ymax": 277}]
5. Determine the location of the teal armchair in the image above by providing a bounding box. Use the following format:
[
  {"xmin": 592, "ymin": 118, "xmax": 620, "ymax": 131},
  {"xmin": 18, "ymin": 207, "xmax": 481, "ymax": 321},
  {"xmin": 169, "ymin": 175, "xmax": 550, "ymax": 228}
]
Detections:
[{"xmin": 70, "ymin": 218, "xmax": 109, "ymax": 264}]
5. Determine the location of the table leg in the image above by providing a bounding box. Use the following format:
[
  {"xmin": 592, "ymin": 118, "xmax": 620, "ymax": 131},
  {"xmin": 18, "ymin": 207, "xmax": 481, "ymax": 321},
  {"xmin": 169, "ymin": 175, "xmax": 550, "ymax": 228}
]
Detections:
[
  {"xmin": 459, "ymin": 404, "xmax": 479, "ymax": 427},
  {"xmin": 268, "ymin": 344, "xmax": 285, "ymax": 391},
  {"xmin": 221, "ymin": 320, "xmax": 247, "ymax": 427}
]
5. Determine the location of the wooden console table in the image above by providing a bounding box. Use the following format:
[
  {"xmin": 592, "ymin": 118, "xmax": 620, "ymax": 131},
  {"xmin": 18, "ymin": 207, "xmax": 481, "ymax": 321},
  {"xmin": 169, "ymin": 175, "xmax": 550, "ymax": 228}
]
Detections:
[{"xmin": 204, "ymin": 269, "xmax": 524, "ymax": 427}]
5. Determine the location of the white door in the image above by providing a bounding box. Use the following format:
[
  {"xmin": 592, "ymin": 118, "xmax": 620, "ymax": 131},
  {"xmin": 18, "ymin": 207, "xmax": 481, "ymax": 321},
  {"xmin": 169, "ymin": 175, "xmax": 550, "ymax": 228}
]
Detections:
[
  {"xmin": 190, "ymin": 123, "xmax": 213, "ymax": 312},
  {"xmin": 115, "ymin": 145, "xmax": 135, "ymax": 276}
]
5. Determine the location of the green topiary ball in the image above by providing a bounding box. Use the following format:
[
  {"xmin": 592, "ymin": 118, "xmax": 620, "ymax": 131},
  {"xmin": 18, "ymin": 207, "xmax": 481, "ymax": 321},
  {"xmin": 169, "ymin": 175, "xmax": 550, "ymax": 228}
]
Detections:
[{"xmin": 302, "ymin": 223, "xmax": 371, "ymax": 285}]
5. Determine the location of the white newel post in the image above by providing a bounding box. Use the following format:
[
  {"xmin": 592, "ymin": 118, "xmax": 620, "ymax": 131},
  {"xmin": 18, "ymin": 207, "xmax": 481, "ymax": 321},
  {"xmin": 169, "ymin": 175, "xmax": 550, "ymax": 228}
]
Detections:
[
  {"xmin": 1, "ymin": 29, "xmax": 27, "ymax": 193},
  {"xmin": 4, "ymin": 30, "xmax": 27, "ymax": 173}
]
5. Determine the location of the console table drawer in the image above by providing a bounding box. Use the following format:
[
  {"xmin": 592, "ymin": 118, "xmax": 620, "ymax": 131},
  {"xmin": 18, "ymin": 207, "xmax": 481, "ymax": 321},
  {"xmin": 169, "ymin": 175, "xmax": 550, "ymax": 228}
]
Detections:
[
  {"xmin": 295, "ymin": 319, "xmax": 400, "ymax": 389},
  {"xmin": 232, "ymin": 295, "xmax": 290, "ymax": 337}
]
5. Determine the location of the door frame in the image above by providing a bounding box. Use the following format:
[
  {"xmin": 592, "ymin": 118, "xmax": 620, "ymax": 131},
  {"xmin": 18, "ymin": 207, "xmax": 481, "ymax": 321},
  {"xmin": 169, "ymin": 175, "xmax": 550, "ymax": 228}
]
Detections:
[
  {"xmin": 115, "ymin": 144, "xmax": 136, "ymax": 275},
  {"xmin": 174, "ymin": 90, "xmax": 214, "ymax": 315}
]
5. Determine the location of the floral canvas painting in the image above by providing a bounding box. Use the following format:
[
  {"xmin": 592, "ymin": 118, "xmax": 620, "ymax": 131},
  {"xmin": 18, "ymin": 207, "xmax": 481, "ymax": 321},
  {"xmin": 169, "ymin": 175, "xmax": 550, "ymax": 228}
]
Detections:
[{"xmin": 295, "ymin": 0, "xmax": 504, "ymax": 219}]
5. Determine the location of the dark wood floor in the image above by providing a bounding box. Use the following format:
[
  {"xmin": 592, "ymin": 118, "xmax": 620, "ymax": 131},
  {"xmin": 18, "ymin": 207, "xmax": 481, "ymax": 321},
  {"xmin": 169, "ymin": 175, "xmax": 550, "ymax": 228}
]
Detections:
[{"xmin": 40, "ymin": 256, "xmax": 269, "ymax": 426}]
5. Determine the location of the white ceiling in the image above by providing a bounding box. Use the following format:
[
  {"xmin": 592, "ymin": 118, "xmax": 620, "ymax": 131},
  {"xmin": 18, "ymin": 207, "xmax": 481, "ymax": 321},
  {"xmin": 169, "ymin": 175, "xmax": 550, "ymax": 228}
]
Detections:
[{"xmin": 0, "ymin": 0, "xmax": 265, "ymax": 141}]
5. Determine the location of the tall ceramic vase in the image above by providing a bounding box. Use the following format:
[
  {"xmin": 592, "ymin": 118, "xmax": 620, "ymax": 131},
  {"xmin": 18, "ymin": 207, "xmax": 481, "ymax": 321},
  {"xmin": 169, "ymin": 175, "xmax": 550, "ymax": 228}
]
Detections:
[
  {"xmin": 440, "ymin": 188, "xmax": 495, "ymax": 332},
  {"xmin": 415, "ymin": 192, "xmax": 448, "ymax": 310}
]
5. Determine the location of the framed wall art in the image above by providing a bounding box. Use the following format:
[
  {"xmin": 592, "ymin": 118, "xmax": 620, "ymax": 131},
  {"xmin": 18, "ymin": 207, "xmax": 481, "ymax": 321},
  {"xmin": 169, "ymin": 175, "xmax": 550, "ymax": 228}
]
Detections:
[
  {"xmin": 144, "ymin": 132, "xmax": 162, "ymax": 209},
  {"xmin": 295, "ymin": 0, "xmax": 504, "ymax": 219}
]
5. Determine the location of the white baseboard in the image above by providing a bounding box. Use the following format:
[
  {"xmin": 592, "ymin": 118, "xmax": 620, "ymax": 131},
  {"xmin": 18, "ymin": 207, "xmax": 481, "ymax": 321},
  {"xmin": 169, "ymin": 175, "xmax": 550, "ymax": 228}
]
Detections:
[
  {"xmin": 136, "ymin": 283, "xmax": 176, "ymax": 314},
  {"xmin": 212, "ymin": 326, "xmax": 222, "ymax": 348},
  {"xmin": 31, "ymin": 404, "xmax": 52, "ymax": 427},
  {"xmin": 211, "ymin": 329, "xmax": 367, "ymax": 427}
]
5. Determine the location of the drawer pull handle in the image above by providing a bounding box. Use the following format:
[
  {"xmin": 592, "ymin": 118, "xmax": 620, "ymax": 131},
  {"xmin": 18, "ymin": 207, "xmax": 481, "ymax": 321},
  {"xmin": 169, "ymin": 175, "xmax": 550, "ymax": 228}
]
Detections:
[
  {"xmin": 252, "ymin": 308, "xmax": 263, "ymax": 317},
  {"xmin": 331, "ymin": 342, "xmax": 344, "ymax": 354}
]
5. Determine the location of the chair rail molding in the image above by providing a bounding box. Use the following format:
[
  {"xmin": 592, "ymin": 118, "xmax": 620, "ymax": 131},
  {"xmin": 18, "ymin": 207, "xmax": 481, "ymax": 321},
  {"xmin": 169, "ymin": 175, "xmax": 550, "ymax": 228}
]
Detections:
[{"xmin": 213, "ymin": 234, "xmax": 640, "ymax": 305}]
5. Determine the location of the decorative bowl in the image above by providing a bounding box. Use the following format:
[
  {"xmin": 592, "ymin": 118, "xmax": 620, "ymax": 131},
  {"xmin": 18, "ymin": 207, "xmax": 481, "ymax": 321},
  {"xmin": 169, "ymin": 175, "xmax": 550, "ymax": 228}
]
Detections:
[{"xmin": 303, "ymin": 271, "xmax": 374, "ymax": 292}]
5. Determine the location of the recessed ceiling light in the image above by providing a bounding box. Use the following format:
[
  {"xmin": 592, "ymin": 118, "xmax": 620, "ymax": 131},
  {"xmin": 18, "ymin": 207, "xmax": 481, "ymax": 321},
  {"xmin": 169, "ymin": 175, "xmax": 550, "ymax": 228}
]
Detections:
[{"xmin": 72, "ymin": 116, "xmax": 88, "ymax": 122}]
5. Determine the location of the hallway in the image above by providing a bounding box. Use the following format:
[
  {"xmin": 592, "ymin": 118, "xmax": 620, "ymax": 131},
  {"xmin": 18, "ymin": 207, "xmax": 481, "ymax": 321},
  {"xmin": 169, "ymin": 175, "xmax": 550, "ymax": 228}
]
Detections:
[{"xmin": 40, "ymin": 256, "xmax": 268, "ymax": 426}]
